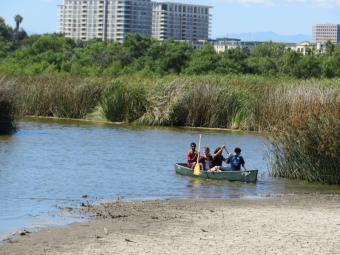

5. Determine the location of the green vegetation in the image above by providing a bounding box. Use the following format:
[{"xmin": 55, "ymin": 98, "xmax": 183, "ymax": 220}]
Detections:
[
  {"xmin": 1, "ymin": 17, "xmax": 340, "ymax": 77},
  {"xmin": 100, "ymin": 80, "xmax": 147, "ymax": 122},
  {"xmin": 1, "ymin": 17, "xmax": 340, "ymax": 184},
  {"xmin": 270, "ymin": 113, "xmax": 340, "ymax": 184},
  {"xmin": 0, "ymin": 79, "xmax": 16, "ymax": 134},
  {"xmin": 1, "ymin": 76, "xmax": 102, "ymax": 119},
  {"xmin": 1, "ymin": 75, "xmax": 339, "ymax": 131}
]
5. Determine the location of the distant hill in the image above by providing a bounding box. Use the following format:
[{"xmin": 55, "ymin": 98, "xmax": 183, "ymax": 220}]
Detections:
[{"xmin": 218, "ymin": 31, "xmax": 311, "ymax": 43}]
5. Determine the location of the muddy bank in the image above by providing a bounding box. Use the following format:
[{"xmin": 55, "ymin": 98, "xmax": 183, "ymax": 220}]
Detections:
[{"xmin": 1, "ymin": 194, "xmax": 340, "ymax": 255}]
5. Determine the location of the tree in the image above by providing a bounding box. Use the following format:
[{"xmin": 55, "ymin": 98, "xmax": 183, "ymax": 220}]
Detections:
[
  {"xmin": 295, "ymin": 56, "xmax": 322, "ymax": 79},
  {"xmin": 145, "ymin": 40, "xmax": 193, "ymax": 74},
  {"xmin": 252, "ymin": 42, "xmax": 285, "ymax": 59},
  {"xmin": 123, "ymin": 33, "xmax": 153, "ymax": 60},
  {"xmin": 325, "ymin": 40, "xmax": 335, "ymax": 56},
  {"xmin": 14, "ymin": 15, "xmax": 23, "ymax": 31},
  {"xmin": 278, "ymin": 51, "xmax": 302, "ymax": 76},
  {"xmin": 184, "ymin": 44, "xmax": 220, "ymax": 74},
  {"xmin": 0, "ymin": 17, "xmax": 13, "ymax": 41},
  {"xmin": 322, "ymin": 56, "xmax": 337, "ymax": 78},
  {"xmin": 217, "ymin": 48, "xmax": 248, "ymax": 74}
]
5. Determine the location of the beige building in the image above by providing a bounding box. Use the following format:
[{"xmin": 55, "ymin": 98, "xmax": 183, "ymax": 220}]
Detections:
[
  {"xmin": 312, "ymin": 24, "xmax": 340, "ymax": 44},
  {"xmin": 291, "ymin": 42, "xmax": 315, "ymax": 55},
  {"xmin": 58, "ymin": 0, "xmax": 152, "ymax": 42},
  {"xmin": 212, "ymin": 38, "xmax": 241, "ymax": 53},
  {"xmin": 152, "ymin": 2, "xmax": 211, "ymax": 41},
  {"xmin": 211, "ymin": 38, "xmax": 262, "ymax": 54}
]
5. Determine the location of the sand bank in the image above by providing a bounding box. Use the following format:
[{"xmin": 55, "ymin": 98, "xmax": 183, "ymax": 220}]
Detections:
[{"xmin": 1, "ymin": 194, "xmax": 340, "ymax": 255}]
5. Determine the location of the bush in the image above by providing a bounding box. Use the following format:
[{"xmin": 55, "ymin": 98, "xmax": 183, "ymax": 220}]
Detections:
[
  {"xmin": 0, "ymin": 85, "xmax": 16, "ymax": 134},
  {"xmin": 12, "ymin": 76, "xmax": 102, "ymax": 118},
  {"xmin": 269, "ymin": 112, "xmax": 340, "ymax": 184},
  {"xmin": 138, "ymin": 77, "xmax": 254, "ymax": 128},
  {"xmin": 100, "ymin": 80, "xmax": 147, "ymax": 122}
]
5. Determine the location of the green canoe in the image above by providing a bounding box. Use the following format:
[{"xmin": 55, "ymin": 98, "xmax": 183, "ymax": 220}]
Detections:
[{"xmin": 175, "ymin": 163, "xmax": 258, "ymax": 183}]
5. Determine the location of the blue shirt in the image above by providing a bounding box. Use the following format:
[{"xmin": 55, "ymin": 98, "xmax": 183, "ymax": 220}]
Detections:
[{"xmin": 227, "ymin": 154, "xmax": 245, "ymax": 171}]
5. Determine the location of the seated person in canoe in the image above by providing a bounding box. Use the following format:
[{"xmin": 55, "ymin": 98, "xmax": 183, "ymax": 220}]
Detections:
[
  {"xmin": 226, "ymin": 147, "xmax": 245, "ymax": 171},
  {"xmin": 201, "ymin": 147, "xmax": 213, "ymax": 171},
  {"xmin": 187, "ymin": 142, "xmax": 198, "ymax": 168},
  {"xmin": 201, "ymin": 146, "xmax": 226, "ymax": 172},
  {"xmin": 210, "ymin": 146, "xmax": 226, "ymax": 170}
]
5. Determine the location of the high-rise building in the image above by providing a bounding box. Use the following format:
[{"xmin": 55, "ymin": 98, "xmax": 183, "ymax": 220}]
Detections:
[
  {"xmin": 58, "ymin": 0, "xmax": 211, "ymax": 42},
  {"xmin": 152, "ymin": 2, "xmax": 211, "ymax": 41},
  {"xmin": 312, "ymin": 24, "xmax": 340, "ymax": 44},
  {"xmin": 58, "ymin": 0, "xmax": 153, "ymax": 42}
]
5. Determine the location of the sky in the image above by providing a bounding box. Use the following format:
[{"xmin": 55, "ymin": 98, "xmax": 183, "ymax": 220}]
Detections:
[{"xmin": 0, "ymin": 0, "xmax": 339, "ymax": 38}]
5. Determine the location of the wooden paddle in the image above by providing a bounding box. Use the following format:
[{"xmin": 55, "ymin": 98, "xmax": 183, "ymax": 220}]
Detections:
[{"xmin": 193, "ymin": 134, "xmax": 202, "ymax": 176}]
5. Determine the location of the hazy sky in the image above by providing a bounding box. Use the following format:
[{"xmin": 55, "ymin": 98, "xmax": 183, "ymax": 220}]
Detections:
[{"xmin": 0, "ymin": 0, "xmax": 339, "ymax": 37}]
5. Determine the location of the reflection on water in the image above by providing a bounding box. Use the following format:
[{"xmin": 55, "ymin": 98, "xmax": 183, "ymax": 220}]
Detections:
[{"xmin": 0, "ymin": 118, "xmax": 339, "ymax": 237}]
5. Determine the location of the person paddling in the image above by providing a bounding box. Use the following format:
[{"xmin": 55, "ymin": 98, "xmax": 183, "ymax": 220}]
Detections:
[
  {"xmin": 211, "ymin": 145, "xmax": 226, "ymax": 168},
  {"xmin": 202, "ymin": 145, "xmax": 226, "ymax": 172}
]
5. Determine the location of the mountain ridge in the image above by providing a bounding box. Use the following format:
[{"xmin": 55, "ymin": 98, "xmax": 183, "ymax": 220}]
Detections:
[{"xmin": 214, "ymin": 31, "xmax": 311, "ymax": 43}]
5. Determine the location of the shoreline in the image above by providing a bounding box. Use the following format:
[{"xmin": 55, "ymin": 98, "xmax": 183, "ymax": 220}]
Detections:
[
  {"xmin": 1, "ymin": 194, "xmax": 340, "ymax": 255},
  {"xmin": 20, "ymin": 115, "xmax": 269, "ymax": 135}
]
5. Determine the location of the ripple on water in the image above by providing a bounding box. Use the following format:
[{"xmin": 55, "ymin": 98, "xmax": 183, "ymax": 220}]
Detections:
[{"xmin": 0, "ymin": 119, "xmax": 340, "ymax": 237}]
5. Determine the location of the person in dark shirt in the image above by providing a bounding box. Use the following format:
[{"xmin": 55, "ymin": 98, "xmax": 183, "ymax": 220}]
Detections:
[
  {"xmin": 201, "ymin": 147, "xmax": 213, "ymax": 171},
  {"xmin": 211, "ymin": 145, "xmax": 226, "ymax": 168},
  {"xmin": 226, "ymin": 147, "xmax": 245, "ymax": 171}
]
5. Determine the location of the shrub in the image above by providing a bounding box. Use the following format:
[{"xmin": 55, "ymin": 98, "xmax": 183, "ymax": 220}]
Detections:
[
  {"xmin": 11, "ymin": 76, "xmax": 103, "ymax": 118},
  {"xmin": 269, "ymin": 112, "xmax": 340, "ymax": 184},
  {"xmin": 100, "ymin": 80, "xmax": 147, "ymax": 122},
  {"xmin": 0, "ymin": 84, "xmax": 16, "ymax": 134}
]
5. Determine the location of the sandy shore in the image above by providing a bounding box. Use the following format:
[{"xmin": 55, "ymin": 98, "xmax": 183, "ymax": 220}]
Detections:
[{"xmin": 1, "ymin": 194, "xmax": 340, "ymax": 255}]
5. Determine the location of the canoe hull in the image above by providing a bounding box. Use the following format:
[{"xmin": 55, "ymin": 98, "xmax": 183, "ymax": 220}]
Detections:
[{"xmin": 175, "ymin": 163, "xmax": 258, "ymax": 183}]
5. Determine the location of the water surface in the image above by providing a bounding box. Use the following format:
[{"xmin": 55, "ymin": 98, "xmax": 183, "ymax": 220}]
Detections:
[{"xmin": 1, "ymin": 119, "xmax": 339, "ymax": 237}]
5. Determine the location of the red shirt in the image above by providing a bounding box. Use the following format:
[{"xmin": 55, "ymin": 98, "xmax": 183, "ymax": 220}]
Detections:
[{"xmin": 187, "ymin": 149, "xmax": 198, "ymax": 164}]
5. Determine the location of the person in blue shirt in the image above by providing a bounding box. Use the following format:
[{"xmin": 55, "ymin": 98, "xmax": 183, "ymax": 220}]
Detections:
[{"xmin": 226, "ymin": 147, "xmax": 245, "ymax": 171}]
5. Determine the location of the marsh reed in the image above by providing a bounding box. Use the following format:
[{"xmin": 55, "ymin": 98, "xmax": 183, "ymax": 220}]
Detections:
[
  {"xmin": 1, "ymin": 74, "xmax": 340, "ymax": 183},
  {"xmin": 269, "ymin": 112, "xmax": 340, "ymax": 184},
  {"xmin": 0, "ymin": 76, "xmax": 103, "ymax": 119},
  {"xmin": 0, "ymin": 86, "xmax": 16, "ymax": 134}
]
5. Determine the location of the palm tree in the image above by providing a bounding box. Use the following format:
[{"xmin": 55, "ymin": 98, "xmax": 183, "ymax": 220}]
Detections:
[{"xmin": 14, "ymin": 15, "xmax": 23, "ymax": 31}]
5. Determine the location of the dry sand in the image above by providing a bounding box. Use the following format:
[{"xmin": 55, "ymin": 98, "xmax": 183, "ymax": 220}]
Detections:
[{"xmin": 1, "ymin": 194, "xmax": 340, "ymax": 255}]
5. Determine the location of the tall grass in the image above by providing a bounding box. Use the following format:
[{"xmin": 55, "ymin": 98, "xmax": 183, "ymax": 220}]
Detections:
[
  {"xmin": 2, "ymin": 74, "xmax": 340, "ymax": 131},
  {"xmin": 253, "ymin": 83, "xmax": 340, "ymax": 131},
  {"xmin": 138, "ymin": 78, "xmax": 254, "ymax": 128},
  {"xmin": 0, "ymin": 88, "xmax": 16, "ymax": 134},
  {"xmin": 2, "ymin": 74, "xmax": 340, "ymax": 183},
  {"xmin": 100, "ymin": 80, "xmax": 147, "ymax": 122},
  {"xmin": 0, "ymin": 76, "xmax": 103, "ymax": 119},
  {"xmin": 269, "ymin": 112, "xmax": 340, "ymax": 184}
]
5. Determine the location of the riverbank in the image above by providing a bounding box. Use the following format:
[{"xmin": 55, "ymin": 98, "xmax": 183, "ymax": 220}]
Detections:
[
  {"xmin": 21, "ymin": 115, "xmax": 267, "ymax": 135},
  {"xmin": 1, "ymin": 194, "xmax": 340, "ymax": 255},
  {"xmin": 2, "ymin": 75, "xmax": 340, "ymax": 131}
]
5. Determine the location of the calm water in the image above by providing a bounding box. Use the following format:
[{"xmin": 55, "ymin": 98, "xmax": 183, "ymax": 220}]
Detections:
[{"xmin": 1, "ymin": 119, "xmax": 339, "ymax": 238}]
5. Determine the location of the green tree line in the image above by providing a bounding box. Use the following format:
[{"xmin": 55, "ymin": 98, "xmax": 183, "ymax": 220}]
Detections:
[{"xmin": 1, "ymin": 16, "xmax": 340, "ymax": 78}]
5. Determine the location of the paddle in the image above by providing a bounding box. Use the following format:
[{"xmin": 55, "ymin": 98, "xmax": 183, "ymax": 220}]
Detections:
[{"xmin": 193, "ymin": 134, "xmax": 202, "ymax": 176}]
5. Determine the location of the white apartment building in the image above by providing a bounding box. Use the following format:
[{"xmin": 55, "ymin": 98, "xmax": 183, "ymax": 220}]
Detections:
[
  {"xmin": 210, "ymin": 38, "xmax": 262, "ymax": 54},
  {"xmin": 152, "ymin": 2, "xmax": 211, "ymax": 41},
  {"xmin": 285, "ymin": 41, "xmax": 314, "ymax": 55},
  {"xmin": 58, "ymin": 0, "xmax": 152, "ymax": 42},
  {"xmin": 211, "ymin": 38, "xmax": 241, "ymax": 53},
  {"xmin": 312, "ymin": 24, "xmax": 340, "ymax": 44}
]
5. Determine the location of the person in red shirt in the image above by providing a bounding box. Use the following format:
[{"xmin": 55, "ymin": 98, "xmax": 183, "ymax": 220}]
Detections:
[{"xmin": 187, "ymin": 142, "xmax": 198, "ymax": 168}]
